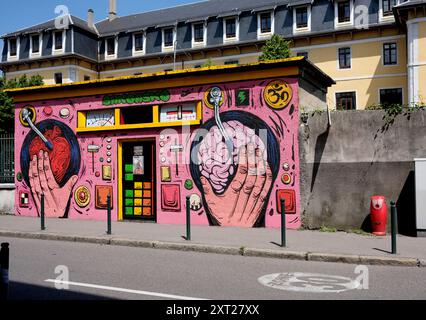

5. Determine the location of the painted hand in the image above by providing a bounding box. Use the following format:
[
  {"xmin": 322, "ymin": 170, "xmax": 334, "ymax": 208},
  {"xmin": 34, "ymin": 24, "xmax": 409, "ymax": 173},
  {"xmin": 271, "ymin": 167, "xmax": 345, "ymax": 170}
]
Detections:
[
  {"xmin": 29, "ymin": 150, "xmax": 78, "ymax": 218},
  {"xmin": 200, "ymin": 143, "xmax": 273, "ymax": 227}
]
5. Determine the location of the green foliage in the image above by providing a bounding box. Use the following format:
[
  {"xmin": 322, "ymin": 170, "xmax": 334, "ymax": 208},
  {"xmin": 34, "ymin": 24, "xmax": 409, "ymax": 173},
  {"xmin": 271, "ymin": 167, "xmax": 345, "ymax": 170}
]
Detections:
[
  {"xmin": 319, "ymin": 225, "xmax": 338, "ymax": 233},
  {"xmin": 202, "ymin": 58, "xmax": 214, "ymax": 68},
  {"xmin": 0, "ymin": 74, "xmax": 44, "ymax": 133},
  {"xmin": 258, "ymin": 35, "xmax": 292, "ymax": 62}
]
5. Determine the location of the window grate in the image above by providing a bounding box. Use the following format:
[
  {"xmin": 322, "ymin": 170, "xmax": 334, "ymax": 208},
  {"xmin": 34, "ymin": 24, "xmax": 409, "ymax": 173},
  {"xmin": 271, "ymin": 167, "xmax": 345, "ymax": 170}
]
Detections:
[{"xmin": 0, "ymin": 134, "xmax": 14, "ymax": 184}]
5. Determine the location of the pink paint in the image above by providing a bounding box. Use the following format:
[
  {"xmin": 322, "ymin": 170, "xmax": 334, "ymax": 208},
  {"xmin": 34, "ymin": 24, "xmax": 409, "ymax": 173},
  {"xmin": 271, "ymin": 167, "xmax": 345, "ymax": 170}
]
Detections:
[{"xmin": 14, "ymin": 78, "xmax": 301, "ymax": 229}]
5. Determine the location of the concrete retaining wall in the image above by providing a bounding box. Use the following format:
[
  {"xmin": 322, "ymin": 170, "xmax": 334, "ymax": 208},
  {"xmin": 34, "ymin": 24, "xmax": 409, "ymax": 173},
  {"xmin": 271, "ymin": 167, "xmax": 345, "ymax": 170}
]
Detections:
[{"xmin": 299, "ymin": 109, "xmax": 425, "ymax": 235}]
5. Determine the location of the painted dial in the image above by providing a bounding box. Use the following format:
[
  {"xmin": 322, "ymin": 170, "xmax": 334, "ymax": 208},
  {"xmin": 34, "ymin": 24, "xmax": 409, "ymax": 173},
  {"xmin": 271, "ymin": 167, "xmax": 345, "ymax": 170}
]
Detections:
[
  {"xmin": 86, "ymin": 110, "xmax": 115, "ymax": 127},
  {"xmin": 74, "ymin": 186, "xmax": 90, "ymax": 208}
]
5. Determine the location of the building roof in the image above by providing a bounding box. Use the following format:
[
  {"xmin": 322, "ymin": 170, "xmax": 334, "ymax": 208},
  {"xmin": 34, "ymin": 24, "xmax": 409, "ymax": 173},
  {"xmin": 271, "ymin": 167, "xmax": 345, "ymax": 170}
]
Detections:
[
  {"xmin": 5, "ymin": 57, "xmax": 335, "ymax": 102},
  {"xmin": 95, "ymin": 0, "xmax": 287, "ymax": 35},
  {"xmin": 2, "ymin": 0, "xmax": 293, "ymax": 39},
  {"xmin": 1, "ymin": 15, "xmax": 97, "ymax": 38}
]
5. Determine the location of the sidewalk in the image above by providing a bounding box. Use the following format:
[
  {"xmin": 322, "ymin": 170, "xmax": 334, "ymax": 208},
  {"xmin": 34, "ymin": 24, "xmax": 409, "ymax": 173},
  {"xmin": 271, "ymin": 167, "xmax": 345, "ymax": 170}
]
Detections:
[{"xmin": 0, "ymin": 214, "xmax": 425, "ymax": 267}]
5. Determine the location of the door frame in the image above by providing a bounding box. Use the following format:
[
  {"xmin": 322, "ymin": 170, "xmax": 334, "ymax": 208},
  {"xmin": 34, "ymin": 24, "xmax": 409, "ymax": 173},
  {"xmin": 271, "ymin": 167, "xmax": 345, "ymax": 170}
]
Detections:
[{"xmin": 117, "ymin": 138, "xmax": 156, "ymax": 221}]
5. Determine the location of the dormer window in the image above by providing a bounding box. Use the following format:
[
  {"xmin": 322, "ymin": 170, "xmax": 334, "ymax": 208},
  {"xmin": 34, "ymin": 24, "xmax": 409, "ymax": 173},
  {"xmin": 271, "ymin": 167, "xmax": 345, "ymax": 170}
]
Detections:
[
  {"xmin": 223, "ymin": 17, "xmax": 239, "ymax": 42},
  {"xmin": 380, "ymin": 0, "xmax": 399, "ymax": 22},
  {"xmin": 293, "ymin": 5, "xmax": 311, "ymax": 33},
  {"xmin": 54, "ymin": 31, "xmax": 63, "ymax": 50},
  {"xmin": 8, "ymin": 38, "xmax": 18, "ymax": 58},
  {"xmin": 257, "ymin": 11, "xmax": 274, "ymax": 39},
  {"xmin": 105, "ymin": 37, "xmax": 117, "ymax": 59},
  {"xmin": 30, "ymin": 34, "xmax": 42, "ymax": 57},
  {"xmin": 334, "ymin": 0, "xmax": 354, "ymax": 28},
  {"xmin": 133, "ymin": 32, "xmax": 145, "ymax": 56},
  {"xmin": 162, "ymin": 27, "xmax": 176, "ymax": 51},
  {"xmin": 192, "ymin": 22, "xmax": 206, "ymax": 47}
]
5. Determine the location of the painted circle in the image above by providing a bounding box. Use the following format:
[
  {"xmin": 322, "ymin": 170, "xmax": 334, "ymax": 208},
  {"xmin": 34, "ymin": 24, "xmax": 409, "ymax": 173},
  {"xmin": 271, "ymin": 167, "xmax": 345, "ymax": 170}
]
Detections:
[
  {"xmin": 74, "ymin": 186, "xmax": 90, "ymax": 208},
  {"xmin": 95, "ymin": 171, "xmax": 101, "ymax": 178},
  {"xmin": 189, "ymin": 194, "xmax": 202, "ymax": 211},
  {"xmin": 204, "ymin": 86, "xmax": 225, "ymax": 109},
  {"xmin": 106, "ymin": 138, "xmax": 112, "ymax": 143},
  {"xmin": 107, "ymin": 145, "xmax": 112, "ymax": 150},
  {"xmin": 282, "ymin": 173, "xmax": 292, "ymax": 185},
  {"xmin": 100, "ymin": 157, "xmax": 104, "ymax": 163},
  {"xmin": 184, "ymin": 179, "xmax": 194, "ymax": 190},
  {"xmin": 16, "ymin": 172, "xmax": 23, "ymax": 182},
  {"xmin": 60, "ymin": 108, "xmax": 70, "ymax": 119},
  {"xmin": 43, "ymin": 106, "xmax": 53, "ymax": 116},
  {"xmin": 263, "ymin": 80, "xmax": 293, "ymax": 110},
  {"xmin": 107, "ymin": 158, "xmax": 112, "ymax": 163},
  {"xmin": 19, "ymin": 106, "xmax": 37, "ymax": 127},
  {"xmin": 258, "ymin": 273, "xmax": 360, "ymax": 293},
  {"xmin": 283, "ymin": 163, "xmax": 290, "ymax": 171}
]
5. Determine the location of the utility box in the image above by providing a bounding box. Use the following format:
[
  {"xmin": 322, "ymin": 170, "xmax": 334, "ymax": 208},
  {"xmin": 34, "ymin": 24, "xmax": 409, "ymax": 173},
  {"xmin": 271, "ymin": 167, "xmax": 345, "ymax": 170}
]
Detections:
[{"xmin": 414, "ymin": 159, "xmax": 426, "ymax": 237}]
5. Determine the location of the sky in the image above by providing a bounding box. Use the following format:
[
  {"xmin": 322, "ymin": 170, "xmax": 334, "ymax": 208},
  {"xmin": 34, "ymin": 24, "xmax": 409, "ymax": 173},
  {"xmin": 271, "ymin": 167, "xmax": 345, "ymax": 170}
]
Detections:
[{"xmin": 0, "ymin": 0, "xmax": 203, "ymax": 52}]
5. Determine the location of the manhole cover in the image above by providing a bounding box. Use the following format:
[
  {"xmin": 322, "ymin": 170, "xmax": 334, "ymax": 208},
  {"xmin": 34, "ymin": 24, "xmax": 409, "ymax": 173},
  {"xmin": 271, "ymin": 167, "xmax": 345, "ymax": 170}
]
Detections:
[{"xmin": 258, "ymin": 272, "xmax": 360, "ymax": 293}]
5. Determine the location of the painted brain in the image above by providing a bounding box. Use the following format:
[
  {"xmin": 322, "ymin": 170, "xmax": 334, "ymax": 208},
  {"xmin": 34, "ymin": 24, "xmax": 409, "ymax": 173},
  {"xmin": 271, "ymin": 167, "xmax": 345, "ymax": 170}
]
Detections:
[{"xmin": 197, "ymin": 120, "xmax": 267, "ymax": 195}]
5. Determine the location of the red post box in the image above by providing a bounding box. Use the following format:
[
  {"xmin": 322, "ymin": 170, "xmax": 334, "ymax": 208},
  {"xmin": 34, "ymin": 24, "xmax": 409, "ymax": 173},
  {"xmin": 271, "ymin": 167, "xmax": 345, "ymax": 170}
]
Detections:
[{"xmin": 370, "ymin": 196, "xmax": 387, "ymax": 236}]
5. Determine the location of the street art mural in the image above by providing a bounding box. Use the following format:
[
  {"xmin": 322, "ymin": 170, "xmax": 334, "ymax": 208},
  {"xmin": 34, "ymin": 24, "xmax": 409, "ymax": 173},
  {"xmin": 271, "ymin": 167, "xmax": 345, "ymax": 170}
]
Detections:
[{"xmin": 14, "ymin": 77, "xmax": 301, "ymax": 228}]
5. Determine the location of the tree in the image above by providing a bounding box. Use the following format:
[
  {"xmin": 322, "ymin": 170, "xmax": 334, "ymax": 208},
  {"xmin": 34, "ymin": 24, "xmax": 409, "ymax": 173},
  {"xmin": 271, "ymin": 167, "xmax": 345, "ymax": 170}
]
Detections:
[
  {"xmin": 202, "ymin": 58, "xmax": 214, "ymax": 68},
  {"xmin": 258, "ymin": 34, "xmax": 292, "ymax": 62},
  {"xmin": 0, "ymin": 74, "xmax": 43, "ymax": 133}
]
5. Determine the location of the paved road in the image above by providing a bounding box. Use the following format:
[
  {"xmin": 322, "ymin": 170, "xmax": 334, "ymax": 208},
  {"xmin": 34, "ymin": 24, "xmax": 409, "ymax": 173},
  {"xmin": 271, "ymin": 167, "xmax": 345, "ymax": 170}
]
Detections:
[{"xmin": 1, "ymin": 237, "xmax": 425, "ymax": 300}]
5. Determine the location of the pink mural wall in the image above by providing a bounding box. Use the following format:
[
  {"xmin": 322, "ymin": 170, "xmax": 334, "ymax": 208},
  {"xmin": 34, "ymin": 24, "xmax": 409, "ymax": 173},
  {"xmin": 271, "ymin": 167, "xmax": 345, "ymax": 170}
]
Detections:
[{"xmin": 14, "ymin": 78, "xmax": 301, "ymax": 229}]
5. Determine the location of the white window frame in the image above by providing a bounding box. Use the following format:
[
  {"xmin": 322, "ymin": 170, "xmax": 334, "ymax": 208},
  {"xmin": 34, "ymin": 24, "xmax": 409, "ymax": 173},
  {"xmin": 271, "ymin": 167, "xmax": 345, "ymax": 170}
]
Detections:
[
  {"xmin": 105, "ymin": 36, "xmax": 118, "ymax": 60},
  {"xmin": 162, "ymin": 27, "xmax": 176, "ymax": 52},
  {"xmin": 378, "ymin": 87, "xmax": 404, "ymax": 105},
  {"xmin": 223, "ymin": 16, "xmax": 239, "ymax": 43},
  {"xmin": 30, "ymin": 33, "xmax": 42, "ymax": 58},
  {"xmin": 192, "ymin": 22, "xmax": 207, "ymax": 48},
  {"xmin": 257, "ymin": 11, "xmax": 275, "ymax": 39},
  {"xmin": 52, "ymin": 30, "xmax": 66, "ymax": 55},
  {"xmin": 379, "ymin": 0, "xmax": 400, "ymax": 23},
  {"xmin": 293, "ymin": 5, "xmax": 311, "ymax": 34},
  {"xmin": 132, "ymin": 32, "xmax": 146, "ymax": 56},
  {"xmin": 334, "ymin": 0, "xmax": 354, "ymax": 29},
  {"xmin": 7, "ymin": 37, "xmax": 20, "ymax": 61},
  {"xmin": 334, "ymin": 90, "xmax": 358, "ymax": 110}
]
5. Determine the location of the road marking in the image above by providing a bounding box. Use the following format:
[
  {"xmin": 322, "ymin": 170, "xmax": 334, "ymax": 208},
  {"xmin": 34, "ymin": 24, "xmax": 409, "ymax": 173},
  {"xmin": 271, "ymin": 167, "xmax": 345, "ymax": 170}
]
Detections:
[
  {"xmin": 45, "ymin": 279, "xmax": 209, "ymax": 300},
  {"xmin": 258, "ymin": 273, "xmax": 360, "ymax": 293}
]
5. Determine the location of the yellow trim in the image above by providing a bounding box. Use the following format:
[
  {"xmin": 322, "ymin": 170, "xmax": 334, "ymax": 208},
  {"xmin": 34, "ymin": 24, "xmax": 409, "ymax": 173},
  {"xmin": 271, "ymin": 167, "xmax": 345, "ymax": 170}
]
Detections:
[
  {"xmin": 10, "ymin": 66, "xmax": 300, "ymax": 103},
  {"xmin": 152, "ymin": 105, "xmax": 159, "ymax": 123},
  {"xmin": 196, "ymin": 101, "xmax": 202, "ymax": 120},
  {"xmin": 114, "ymin": 108, "xmax": 121, "ymax": 126},
  {"xmin": 117, "ymin": 141, "xmax": 123, "ymax": 221},
  {"xmin": 77, "ymin": 112, "xmax": 86, "ymax": 129}
]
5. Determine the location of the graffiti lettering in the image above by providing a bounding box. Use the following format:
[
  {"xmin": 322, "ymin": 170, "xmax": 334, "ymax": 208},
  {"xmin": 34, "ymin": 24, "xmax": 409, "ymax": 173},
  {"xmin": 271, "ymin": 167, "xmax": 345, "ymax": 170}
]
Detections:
[{"xmin": 103, "ymin": 90, "xmax": 171, "ymax": 106}]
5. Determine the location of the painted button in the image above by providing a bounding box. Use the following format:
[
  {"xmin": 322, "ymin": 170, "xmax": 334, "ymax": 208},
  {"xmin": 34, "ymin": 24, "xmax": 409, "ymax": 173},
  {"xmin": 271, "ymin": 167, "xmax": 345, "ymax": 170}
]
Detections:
[
  {"xmin": 107, "ymin": 152, "xmax": 112, "ymax": 157},
  {"xmin": 99, "ymin": 157, "xmax": 104, "ymax": 163},
  {"xmin": 74, "ymin": 186, "xmax": 90, "ymax": 208},
  {"xmin": 107, "ymin": 145, "xmax": 112, "ymax": 150},
  {"xmin": 184, "ymin": 179, "xmax": 194, "ymax": 190},
  {"xmin": 106, "ymin": 138, "xmax": 112, "ymax": 143},
  {"xmin": 43, "ymin": 106, "xmax": 53, "ymax": 116},
  {"xmin": 161, "ymin": 157, "xmax": 166, "ymax": 163},
  {"xmin": 282, "ymin": 173, "xmax": 292, "ymax": 185},
  {"xmin": 159, "ymin": 141, "xmax": 165, "ymax": 147},
  {"xmin": 283, "ymin": 163, "xmax": 290, "ymax": 171},
  {"xmin": 95, "ymin": 171, "xmax": 101, "ymax": 178},
  {"xmin": 60, "ymin": 108, "xmax": 70, "ymax": 119},
  {"xmin": 107, "ymin": 158, "xmax": 112, "ymax": 163},
  {"xmin": 160, "ymin": 135, "xmax": 165, "ymax": 140}
]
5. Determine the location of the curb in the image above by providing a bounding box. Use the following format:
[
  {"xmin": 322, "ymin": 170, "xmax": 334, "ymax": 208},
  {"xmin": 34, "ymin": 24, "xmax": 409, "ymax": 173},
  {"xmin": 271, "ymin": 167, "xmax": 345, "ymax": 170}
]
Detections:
[{"xmin": 0, "ymin": 230, "xmax": 423, "ymax": 268}]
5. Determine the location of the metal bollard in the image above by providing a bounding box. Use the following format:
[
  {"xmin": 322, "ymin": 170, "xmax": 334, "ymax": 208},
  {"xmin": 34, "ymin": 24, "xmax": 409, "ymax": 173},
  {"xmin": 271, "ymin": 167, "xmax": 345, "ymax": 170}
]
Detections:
[
  {"xmin": 107, "ymin": 195, "xmax": 112, "ymax": 235},
  {"xmin": 0, "ymin": 243, "xmax": 10, "ymax": 300},
  {"xmin": 41, "ymin": 193, "xmax": 45, "ymax": 231},
  {"xmin": 186, "ymin": 196, "xmax": 191, "ymax": 241},
  {"xmin": 281, "ymin": 198, "xmax": 286, "ymax": 248},
  {"xmin": 391, "ymin": 201, "xmax": 397, "ymax": 254}
]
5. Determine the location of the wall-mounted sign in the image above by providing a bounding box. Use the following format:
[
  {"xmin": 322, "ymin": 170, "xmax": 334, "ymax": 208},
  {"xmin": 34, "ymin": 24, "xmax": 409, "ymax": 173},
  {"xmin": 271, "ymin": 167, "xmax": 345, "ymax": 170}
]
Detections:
[
  {"xmin": 86, "ymin": 110, "xmax": 115, "ymax": 127},
  {"xmin": 102, "ymin": 90, "xmax": 170, "ymax": 106},
  {"xmin": 160, "ymin": 103, "xmax": 197, "ymax": 122},
  {"xmin": 263, "ymin": 80, "xmax": 293, "ymax": 110}
]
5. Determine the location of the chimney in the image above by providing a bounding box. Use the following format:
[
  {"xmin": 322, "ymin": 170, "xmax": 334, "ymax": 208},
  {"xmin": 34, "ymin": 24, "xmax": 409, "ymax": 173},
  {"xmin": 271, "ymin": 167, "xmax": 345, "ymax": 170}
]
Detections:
[
  {"xmin": 87, "ymin": 9, "xmax": 94, "ymax": 29},
  {"xmin": 109, "ymin": 0, "xmax": 117, "ymax": 21}
]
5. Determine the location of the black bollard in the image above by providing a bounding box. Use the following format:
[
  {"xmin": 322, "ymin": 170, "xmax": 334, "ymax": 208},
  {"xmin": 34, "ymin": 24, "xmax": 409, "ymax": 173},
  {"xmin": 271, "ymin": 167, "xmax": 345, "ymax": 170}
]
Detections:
[
  {"xmin": 41, "ymin": 193, "xmax": 45, "ymax": 231},
  {"xmin": 281, "ymin": 198, "xmax": 286, "ymax": 247},
  {"xmin": 107, "ymin": 195, "xmax": 112, "ymax": 235},
  {"xmin": 391, "ymin": 201, "xmax": 397, "ymax": 254},
  {"xmin": 186, "ymin": 196, "xmax": 191, "ymax": 241},
  {"xmin": 0, "ymin": 243, "xmax": 10, "ymax": 300}
]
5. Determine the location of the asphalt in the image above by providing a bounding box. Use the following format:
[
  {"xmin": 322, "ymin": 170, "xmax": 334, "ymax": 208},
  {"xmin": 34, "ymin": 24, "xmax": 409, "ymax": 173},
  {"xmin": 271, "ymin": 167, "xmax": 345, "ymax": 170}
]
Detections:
[{"xmin": 0, "ymin": 214, "xmax": 425, "ymax": 268}]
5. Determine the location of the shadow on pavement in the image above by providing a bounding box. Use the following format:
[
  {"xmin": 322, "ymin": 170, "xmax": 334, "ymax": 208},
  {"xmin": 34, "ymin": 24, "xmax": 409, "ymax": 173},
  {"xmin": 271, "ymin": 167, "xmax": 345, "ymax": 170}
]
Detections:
[{"xmin": 7, "ymin": 281, "xmax": 114, "ymax": 300}]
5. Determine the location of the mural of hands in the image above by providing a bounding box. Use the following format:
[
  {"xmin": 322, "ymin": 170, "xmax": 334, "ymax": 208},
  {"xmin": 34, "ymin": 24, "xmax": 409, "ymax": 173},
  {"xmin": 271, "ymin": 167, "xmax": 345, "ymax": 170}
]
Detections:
[
  {"xmin": 200, "ymin": 143, "xmax": 273, "ymax": 227},
  {"xmin": 29, "ymin": 150, "xmax": 78, "ymax": 218}
]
